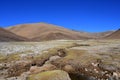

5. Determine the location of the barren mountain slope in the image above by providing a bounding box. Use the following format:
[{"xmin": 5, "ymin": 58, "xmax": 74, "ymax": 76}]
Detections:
[
  {"xmin": 105, "ymin": 29, "xmax": 120, "ymax": 39},
  {"xmin": 0, "ymin": 28, "xmax": 27, "ymax": 41},
  {"xmin": 7, "ymin": 23, "xmax": 92, "ymax": 41},
  {"xmin": 92, "ymin": 31, "xmax": 114, "ymax": 38}
]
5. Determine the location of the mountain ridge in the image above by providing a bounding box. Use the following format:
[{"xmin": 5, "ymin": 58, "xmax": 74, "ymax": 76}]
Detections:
[
  {"xmin": 105, "ymin": 29, "xmax": 120, "ymax": 39},
  {"xmin": 4, "ymin": 22, "xmax": 119, "ymax": 41},
  {"xmin": 6, "ymin": 23, "xmax": 92, "ymax": 41},
  {"xmin": 0, "ymin": 27, "xmax": 28, "ymax": 41}
]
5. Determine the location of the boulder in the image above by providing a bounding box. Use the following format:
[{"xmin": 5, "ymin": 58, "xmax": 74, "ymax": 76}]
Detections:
[{"xmin": 28, "ymin": 70, "xmax": 71, "ymax": 80}]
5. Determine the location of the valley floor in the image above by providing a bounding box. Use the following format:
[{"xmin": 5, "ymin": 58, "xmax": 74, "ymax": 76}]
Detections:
[{"xmin": 0, "ymin": 39, "xmax": 120, "ymax": 80}]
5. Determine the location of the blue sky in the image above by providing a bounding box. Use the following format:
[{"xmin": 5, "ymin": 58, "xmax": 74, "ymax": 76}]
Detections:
[{"xmin": 0, "ymin": 0, "xmax": 120, "ymax": 32}]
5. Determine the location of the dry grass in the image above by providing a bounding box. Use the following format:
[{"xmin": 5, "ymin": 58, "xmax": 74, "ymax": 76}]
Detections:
[
  {"xmin": 31, "ymin": 42, "xmax": 81, "ymax": 66},
  {"xmin": 1, "ymin": 40, "xmax": 120, "ymax": 79},
  {"xmin": 31, "ymin": 48, "xmax": 59, "ymax": 66},
  {"xmin": 7, "ymin": 47, "xmax": 67, "ymax": 77},
  {"xmin": 52, "ymin": 49, "xmax": 101, "ymax": 72},
  {"xmin": 0, "ymin": 53, "xmax": 20, "ymax": 63}
]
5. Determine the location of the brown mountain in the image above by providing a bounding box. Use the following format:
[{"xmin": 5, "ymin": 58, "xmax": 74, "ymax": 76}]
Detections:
[
  {"xmin": 7, "ymin": 23, "xmax": 92, "ymax": 41},
  {"xmin": 105, "ymin": 29, "xmax": 120, "ymax": 39},
  {"xmin": 0, "ymin": 28, "xmax": 27, "ymax": 41},
  {"xmin": 91, "ymin": 31, "xmax": 115, "ymax": 38}
]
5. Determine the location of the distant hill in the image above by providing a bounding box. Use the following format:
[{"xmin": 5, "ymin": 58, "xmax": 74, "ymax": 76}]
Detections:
[
  {"xmin": 6, "ymin": 22, "xmax": 119, "ymax": 41},
  {"xmin": 91, "ymin": 31, "xmax": 115, "ymax": 38},
  {"xmin": 0, "ymin": 28, "xmax": 27, "ymax": 41},
  {"xmin": 105, "ymin": 29, "xmax": 120, "ymax": 39},
  {"xmin": 7, "ymin": 23, "xmax": 92, "ymax": 41}
]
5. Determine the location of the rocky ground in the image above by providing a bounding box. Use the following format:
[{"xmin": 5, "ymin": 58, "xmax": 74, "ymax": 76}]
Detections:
[{"xmin": 0, "ymin": 39, "xmax": 120, "ymax": 80}]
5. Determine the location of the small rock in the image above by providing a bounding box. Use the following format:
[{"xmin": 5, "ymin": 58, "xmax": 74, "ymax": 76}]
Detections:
[
  {"xmin": 63, "ymin": 65, "xmax": 75, "ymax": 72},
  {"xmin": 29, "ymin": 64, "xmax": 56, "ymax": 74},
  {"xmin": 49, "ymin": 55, "xmax": 61, "ymax": 62}
]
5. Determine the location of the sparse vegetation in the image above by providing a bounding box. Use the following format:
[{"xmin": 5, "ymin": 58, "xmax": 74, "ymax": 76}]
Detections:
[
  {"xmin": 51, "ymin": 49, "xmax": 101, "ymax": 72},
  {"xmin": 0, "ymin": 53, "xmax": 20, "ymax": 63},
  {"xmin": 0, "ymin": 40, "xmax": 120, "ymax": 80}
]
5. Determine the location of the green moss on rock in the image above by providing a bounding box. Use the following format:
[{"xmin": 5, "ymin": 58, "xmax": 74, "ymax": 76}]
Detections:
[{"xmin": 28, "ymin": 70, "xmax": 71, "ymax": 80}]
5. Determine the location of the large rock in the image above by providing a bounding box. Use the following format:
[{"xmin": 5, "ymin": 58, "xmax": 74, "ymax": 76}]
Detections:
[
  {"xmin": 29, "ymin": 64, "xmax": 56, "ymax": 74},
  {"xmin": 28, "ymin": 70, "xmax": 71, "ymax": 80}
]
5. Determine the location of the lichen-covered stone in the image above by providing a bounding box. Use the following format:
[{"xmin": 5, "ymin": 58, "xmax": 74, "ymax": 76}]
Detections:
[{"xmin": 28, "ymin": 70, "xmax": 71, "ymax": 80}]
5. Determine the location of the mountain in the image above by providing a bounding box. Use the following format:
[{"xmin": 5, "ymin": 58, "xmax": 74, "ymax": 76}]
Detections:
[
  {"xmin": 0, "ymin": 27, "xmax": 27, "ymax": 41},
  {"xmin": 7, "ymin": 23, "xmax": 92, "ymax": 41},
  {"xmin": 91, "ymin": 31, "xmax": 115, "ymax": 38},
  {"xmin": 105, "ymin": 29, "xmax": 120, "ymax": 39}
]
